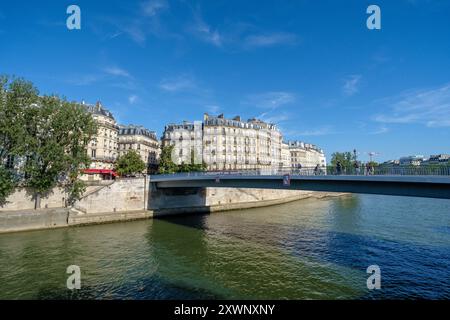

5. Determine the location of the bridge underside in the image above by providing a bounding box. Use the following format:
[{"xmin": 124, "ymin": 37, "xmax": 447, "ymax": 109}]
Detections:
[{"xmin": 151, "ymin": 175, "xmax": 450, "ymax": 199}]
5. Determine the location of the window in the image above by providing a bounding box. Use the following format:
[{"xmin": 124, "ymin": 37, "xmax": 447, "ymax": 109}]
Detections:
[
  {"xmin": 6, "ymin": 155, "xmax": 14, "ymax": 169},
  {"xmin": 91, "ymin": 149, "xmax": 97, "ymax": 158}
]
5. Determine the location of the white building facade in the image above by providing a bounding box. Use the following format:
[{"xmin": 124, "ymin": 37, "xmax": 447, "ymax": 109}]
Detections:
[
  {"xmin": 118, "ymin": 125, "xmax": 160, "ymax": 173},
  {"xmin": 83, "ymin": 101, "xmax": 119, "ymax": 180},
  {"xmin": 162, "ymin": 113, "xmax": 326, "ymax": 173},
  {"xmin": 288, "ymin": 141, "xmax": 326, "ymax": 169}
]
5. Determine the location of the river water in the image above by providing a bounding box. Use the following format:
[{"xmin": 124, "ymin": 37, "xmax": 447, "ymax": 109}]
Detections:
[{"xmin": 0, "ymin": 194, "xmax": 449, "ymax": 299}]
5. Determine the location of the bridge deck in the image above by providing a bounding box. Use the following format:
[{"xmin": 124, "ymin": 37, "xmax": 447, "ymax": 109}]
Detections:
[{"xmin": 150, "ymin": 174, "xmax": 450, "ymax": 199}]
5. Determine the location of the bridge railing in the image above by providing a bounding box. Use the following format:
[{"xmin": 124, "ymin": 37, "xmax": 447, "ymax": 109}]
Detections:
[{"xmin": 152, "ymin": 165, "xmax": 450, "ymax": 178}]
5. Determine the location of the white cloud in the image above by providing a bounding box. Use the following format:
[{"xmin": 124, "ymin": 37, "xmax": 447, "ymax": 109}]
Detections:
[
  {"xmin": 189, "ymin": 16, "xmax": 223, "ymax": 47},
  {"xmin": 343, "ymin": 75, "xmax": 361, "ymax": 96},
  {"xmin": 373, "ymin": 83, "xmax": 450, "ymax": 127},
  {"xmin": 122, "ymin": 24, "xmax": 147, "ymax": 45},
  {"xmin": 159, "ymin": 75, "xmax": 196, "ymax": 92},
  {"xmin": 141, "ymin": 0, "xmax": 168, "ymax": 17},
  {"xmin": 244, "ymin": 32, "xmax": 299, "ymax": 48},
  {"xmin": 370, "ymin": 126, "xmax": 389, "ymax": 134},
  {"xmin": 67, "ymin": 74, "xmax": 102, "ymax": 86},
  {"xmin": 243, "ymin": 92, "xmax": 296, "ymax": 109},
  {"xmin": 103, "ymin": 66, "xmax": 132, "ymax": 78},
  {"xmin": 128, "ymin": 95, "xmax": 138, "ymax": 104},
  {"xmin": 257, "ymin": 111, "xmax": 290, "ymax": 124},
  {"xmin": 205, "ymin": 105, "xmax": 221, "ymax": 114},
  {"xmin": 288, "ymin": 126, "xmax": 334, "ymax": 136}
]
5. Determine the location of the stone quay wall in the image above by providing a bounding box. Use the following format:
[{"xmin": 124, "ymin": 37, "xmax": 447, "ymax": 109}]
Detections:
[{"xmin": 0, "ymin": 177, "xmax": 343, "ymax": 233}]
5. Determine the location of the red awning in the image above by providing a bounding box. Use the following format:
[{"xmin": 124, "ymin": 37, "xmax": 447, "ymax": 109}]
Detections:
[{"xmin": 83, "ymin": 169, "xmax": 118, "ymax": 176}]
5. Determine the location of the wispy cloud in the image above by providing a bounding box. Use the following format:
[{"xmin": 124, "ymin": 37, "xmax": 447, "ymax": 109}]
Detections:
[
  {"xmin": 373, "ymin": 83, "xmax": 450, "ymax": 127},
  {"xmin": 205, "ymin": 105, "xmax": 221, "ymax": 114},
  {"xmin": 128, "ymin": 95, "xmax": 138, "ymax": 104},
  {"xmin": 92, "ymin": 0, "xmax": 176, "ymax": 45},
  {"xmin": 66, "ymin": 74, "xmax": 103, "ymax": 86},
  {"xmin": 103, "ymin": 66, "xmax": 132, "ymax": 78},
  {"xmin": 141, "ymin": 0, "xmax": 169, "ymax": 17},
  {"xmin": 189, "ymin": 13, "xmax": 223, "ymax": 47},
  {"xmin": 343, "ymin": 74, "xmax": 362, "ymax": 96},
  {"xmin": 122, "ymin": 24, "xmax": 148, "ymax": 44},
  {"xmin": 243, "ymin": 91, "xmax": 296, "ymax": 109},
  {"xmin": 370, "ymin": 126, "xmax": 390, "ymax": 134},
  {"xmin": 258, "ymin": 112, "xmax": 290, "ymax": 124},
  {"xmin": 244, "ymin": 32, "xmax": 299, "ymax": 48},
  {"xmin": 284, "ymin": 126, "xmax": 334, "ymax": 137},
  {"xmin": 159, "ymin": 74, "xmax": 196, "ymax": 92}
]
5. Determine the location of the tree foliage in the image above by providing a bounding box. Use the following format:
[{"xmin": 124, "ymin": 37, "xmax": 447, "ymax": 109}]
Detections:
[
  {"xmin": 157, "ymin": 145, "xmax": 206, "ymax": 174},
  {"xmin": 0, "ymin": 75, "xmax": 97, "ymax": 207},
  {"xmin": 0, "ymin": 166, "xmax": 16, "ymax": 206},
  {"xmin": 0, "ymin": 76, "xmax": 39, "ymax": 162},
  {"xmin": 330, "ymin": 151, "xmax": 356, "ymax": 168},
  {"xmin": 115, "ymin": 150, "xmax": 146, "ymax": 176},
  {"xmin": 158, "ymin": 145, "xmax": 177, "ymax": 174}
]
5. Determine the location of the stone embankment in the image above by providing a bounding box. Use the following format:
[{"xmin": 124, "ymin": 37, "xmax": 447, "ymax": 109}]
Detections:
[{"xmin": 0, "ymin": 177, "xmax": 345, "ymax": 233}]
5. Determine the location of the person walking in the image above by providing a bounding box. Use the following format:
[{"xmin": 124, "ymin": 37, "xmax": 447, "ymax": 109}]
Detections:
[
  {"xmin": 367, "ymin": 162, "xmax": 374, "ymax": 175},
  {"xmin": 353, "ymin": 161, "xmax": 360, "ymax": 175},
  {"xmin": 336, "ymin": 160, "xmax": 342, "ymax": 175},
  {"xmin": 314, "ymin": 164, "xmax": 320, "ymax": 175}
]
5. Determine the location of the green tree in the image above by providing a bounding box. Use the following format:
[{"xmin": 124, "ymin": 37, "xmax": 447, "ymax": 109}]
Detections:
[
  {"xmin": 186, "ymin": 149, "xmax": 206, "ymax": 172},
  {"xmin": 23, "ymin": 95, "xmax": 97, "ymax": 207},
  {"xmin": 0, "ymin": 76, "xmax": 38, "ymax": 162},
  {"xmin": 158, "ymin": 145, "xmax": 177, "ymax": 174},
  {"xmin": 1, "ymin": 75, "xmax": 98, "ymax": 207},
  {"xmin": 115, "ymin": 150, "xmax": 146, "ymax": 176},
  {"xmin": 367, "ymin": 161, "xmax": 379, "ymax": 167},
  {"xmin": 186, "ymin": 163, "xmax": 207, "ymax": 172},
  {"xmin": 330, "ymin": 151, "xmax": 357, "ymax": 174},
  {"xmin": 0, "ymin": 76, "xmax": 40, "ymax": 204},
  {"xmin": 331, "ymin": 152, "xmax": 355, "ymax": 167},
  {"xmin": 0, "ymin": 166, "xmax": 16, "ymax": 206}
]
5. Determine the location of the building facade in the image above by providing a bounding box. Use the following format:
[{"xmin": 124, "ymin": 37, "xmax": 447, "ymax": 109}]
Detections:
[
  {"xmin": 427, "ymin": 154, "xmax": 450, "ymax": 165},
  {"xmin": 118, "ymin": 125, "xmax": 160, "ymax": 173},
  {"xmin": 161, "ymin": 121, "xmax": 203, "ymax": 166},
  {"xmin": 162, "ymin": 113, "xmax": 328, "ymax": 172},
  {"xmin": 280, "ymin": 141, "xmax": 291, "ymax": 169},
  {"xmin": 162, "ymin": 114, "xmax": 285, "ymax": 171},
  {"xmin": 288, "ymin": 140, "xmax": 326, "ymax": 169},
  {"xmin": 202, "ymin": 114, "xmax": 283, "ymax": 171},
  {"xmin": 399, "ymin": 155, "xmax": 425, "ymax": 166},
  {"xmin": 83, "ymin": 101, "xmax": 119, "ymax": 180}
]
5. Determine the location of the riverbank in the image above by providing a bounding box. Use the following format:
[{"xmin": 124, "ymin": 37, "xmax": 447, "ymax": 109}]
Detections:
[
  {"xmin": 151, "ymin": 189, "xmax": 346, "ymax": 216},
  {"xmin": 0, "ymin": 183, "xmax": 345, "ymax": 234}
]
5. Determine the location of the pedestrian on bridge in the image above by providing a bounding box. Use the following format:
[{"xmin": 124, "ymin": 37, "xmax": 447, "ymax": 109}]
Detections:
[
  {"xmin": 336, "ymin": 161, "xmax": 342, "ymax": 175},
  {"xmin": 354, "ymin": 161, "xmax": 361, "ymax": 175}
]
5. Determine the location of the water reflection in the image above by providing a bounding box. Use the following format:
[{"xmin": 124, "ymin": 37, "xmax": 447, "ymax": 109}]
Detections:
[{"xmin": 0, "ymin": 195, "xmax": 449, "ymax": 299}]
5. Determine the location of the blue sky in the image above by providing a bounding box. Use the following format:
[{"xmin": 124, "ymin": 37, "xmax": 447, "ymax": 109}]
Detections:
[{"xmin": 0, "ymin": 0, "xmax": 449, "ymax": 162}]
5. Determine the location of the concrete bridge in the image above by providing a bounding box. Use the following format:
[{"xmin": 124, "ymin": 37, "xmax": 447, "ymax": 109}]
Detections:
[{"xmin": 150, "ymin": 173, "xmax": 450, "ymax": 199}]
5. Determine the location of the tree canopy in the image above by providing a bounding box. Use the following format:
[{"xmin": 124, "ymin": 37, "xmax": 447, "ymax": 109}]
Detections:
[
  {"xmin": 330, "ymin": 151, "xmax": 356, "ymax": 169},
  {"xmin": 157, "ymin": 145, "xmax": 206, "ymax": 174},
  {"xmin": 115, "ymin": 150, "xmax": 146, "ymax": 176},
  {"xmin": 158, "ymin": 145, "xmax": 178, "ymax": 174},
  {"xmin": 0, "ymin": 75, "xmax": 97, "ymax": 207}
]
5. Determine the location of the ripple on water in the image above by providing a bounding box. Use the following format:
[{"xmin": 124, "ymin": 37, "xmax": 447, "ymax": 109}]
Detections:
[{"xmin": 0, "ymin": 195, "xmax": 449, "ymax": 299}]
